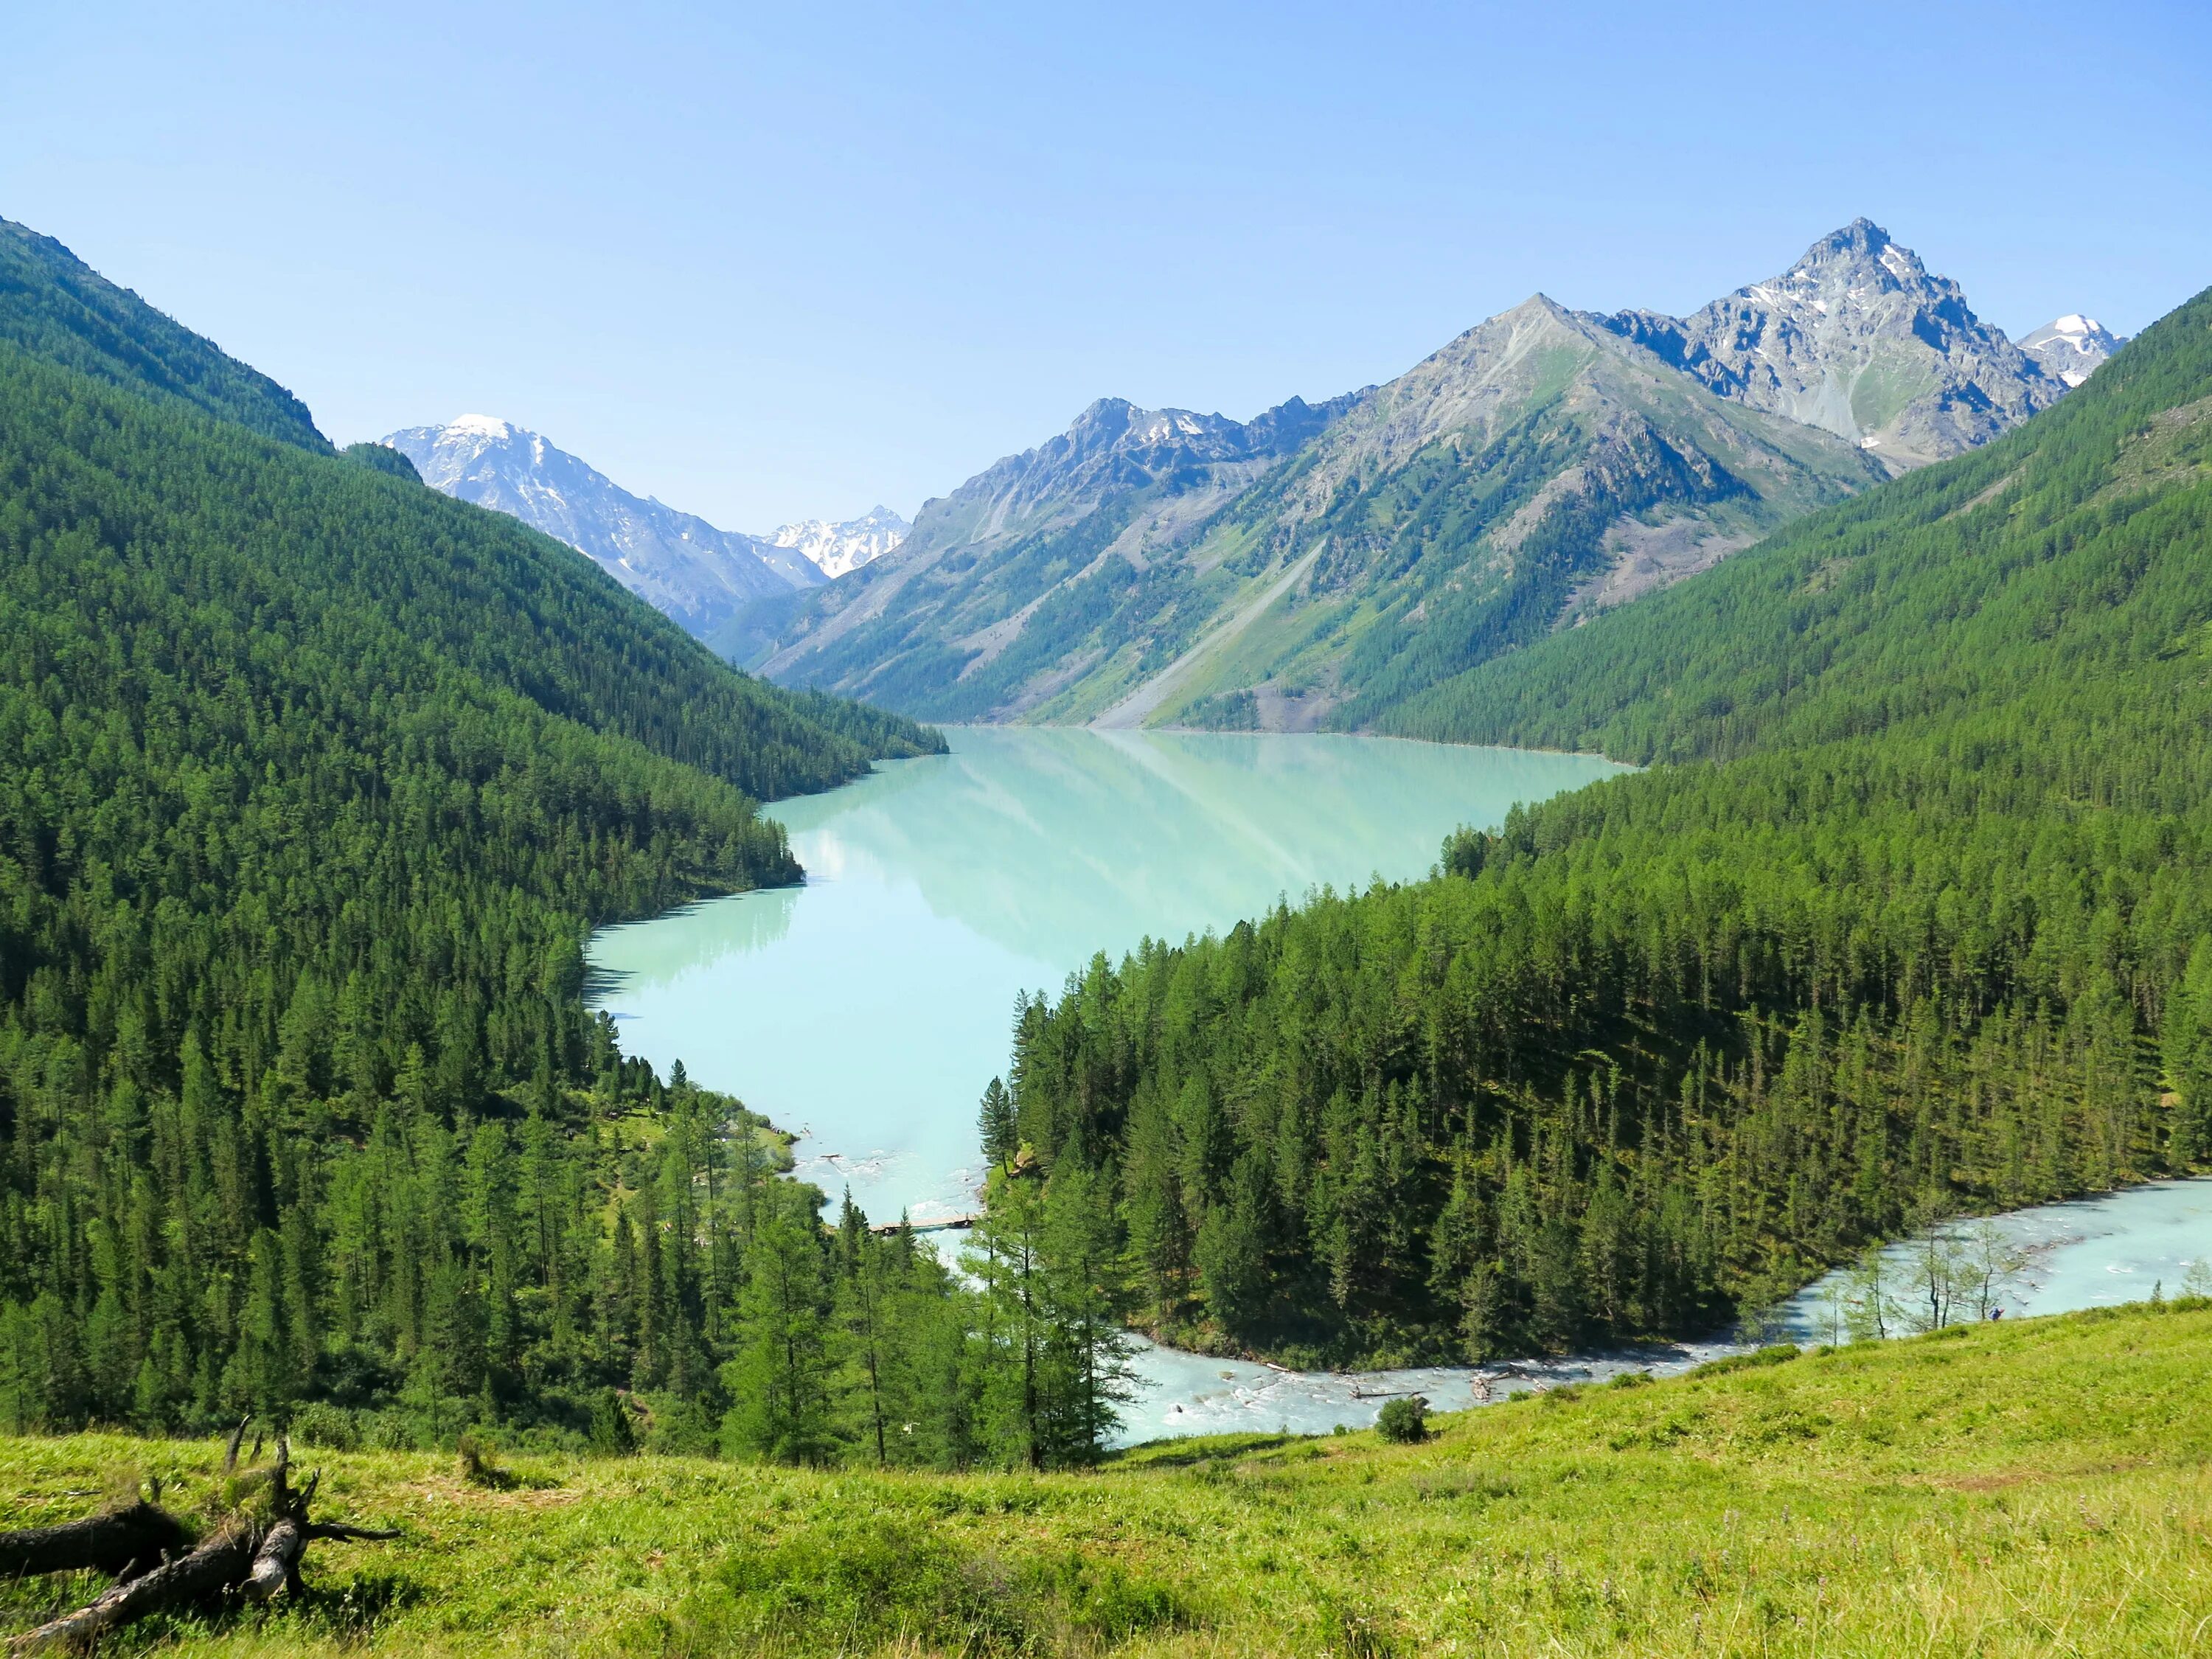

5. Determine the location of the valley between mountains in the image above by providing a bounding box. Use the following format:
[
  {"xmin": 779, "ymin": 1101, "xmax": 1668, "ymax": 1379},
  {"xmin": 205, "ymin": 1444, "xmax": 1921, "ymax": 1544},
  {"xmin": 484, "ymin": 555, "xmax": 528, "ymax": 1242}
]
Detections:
[
  {"xmin": 725, "ymin": 220, "xmax": 2119, "ymax": 732},
  {"xmin": 4, "ymin": 180, "xmax": 2211, "ymax": 1658}
]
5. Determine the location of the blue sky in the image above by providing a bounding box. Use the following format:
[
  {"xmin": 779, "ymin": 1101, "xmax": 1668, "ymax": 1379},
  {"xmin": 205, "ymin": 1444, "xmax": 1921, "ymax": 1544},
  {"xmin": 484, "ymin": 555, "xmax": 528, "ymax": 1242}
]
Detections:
[{"xmin": 4, "ymin": 1, "xmax": 2208, "ymax": 529}]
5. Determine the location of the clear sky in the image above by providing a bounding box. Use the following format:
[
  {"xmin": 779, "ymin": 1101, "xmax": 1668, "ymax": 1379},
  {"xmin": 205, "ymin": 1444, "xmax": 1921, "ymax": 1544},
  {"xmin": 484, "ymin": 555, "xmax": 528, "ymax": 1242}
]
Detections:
[{"xmin": 4, "ymin": 1, "xmax": 2208, "ymax": 531}]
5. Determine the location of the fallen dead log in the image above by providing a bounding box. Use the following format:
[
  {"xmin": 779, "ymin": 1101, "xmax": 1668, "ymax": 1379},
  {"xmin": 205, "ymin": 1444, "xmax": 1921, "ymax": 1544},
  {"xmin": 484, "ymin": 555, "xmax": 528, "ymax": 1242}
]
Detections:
[
  {"xmin": 7, "ymin": 1522, "xmax": 256, "ymax": 1655},
  {"xmin": 0, "ymin": 1499, "xmax": 191, "ymax": 1580},
  {"xmin": 6, "ymin": 1437, "xmax": 396, "ymax": 1654}
]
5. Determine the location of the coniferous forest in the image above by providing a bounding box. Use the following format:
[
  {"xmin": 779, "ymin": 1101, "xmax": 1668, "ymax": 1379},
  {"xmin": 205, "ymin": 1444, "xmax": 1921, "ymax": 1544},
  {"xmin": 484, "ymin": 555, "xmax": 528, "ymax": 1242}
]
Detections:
[
  {"xmin": 7, "ymin": 200, "xmax": 2212, "ymax": 1478},
  {"xmin": 1007, "ymin": 284, "xmax": 2212, "ymax": 1366},
  {"xmin": 0, "ymin": 222, "xmax": 1139, "ymax": 1470}
]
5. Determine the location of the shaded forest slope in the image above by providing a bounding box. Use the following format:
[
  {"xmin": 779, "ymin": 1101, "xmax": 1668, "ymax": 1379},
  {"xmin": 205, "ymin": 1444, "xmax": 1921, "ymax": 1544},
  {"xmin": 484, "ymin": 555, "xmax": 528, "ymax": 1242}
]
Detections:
[{"xmin": 0, "ymin": 223, "xmax": 938, "ymax": 1433}]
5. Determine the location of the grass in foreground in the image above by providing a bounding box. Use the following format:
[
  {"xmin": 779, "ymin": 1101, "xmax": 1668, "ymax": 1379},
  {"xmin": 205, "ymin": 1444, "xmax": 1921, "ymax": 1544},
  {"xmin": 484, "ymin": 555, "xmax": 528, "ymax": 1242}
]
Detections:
[{"xmin": 4, "ymin": 1302, "xmax": 2210, "ymax": 1657}]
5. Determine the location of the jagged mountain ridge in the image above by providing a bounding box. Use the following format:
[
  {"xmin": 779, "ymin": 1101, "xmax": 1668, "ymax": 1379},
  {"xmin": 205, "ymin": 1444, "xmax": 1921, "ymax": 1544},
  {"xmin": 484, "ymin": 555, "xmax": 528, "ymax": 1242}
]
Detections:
[
  {"xmin": 764, "ymin": 219, "xmax": 2071, "ymax": 729},
  {"xmin": 754, "ymin": 390, "xmax": 1361, "ymax": 716},
  {"xmin": 2017, "ymin": 314, "xmax": 2125, "ymax": 387},
  {"xmin": 382, "ymin": 416, "xmax": 839, "ymax": 639},
  {"xmin": 769, "ymin": 504, "xmax": 908, "ymax": 578},
  {"xmin": 1590, "ymin": 219, "xmax": 2064, "ymax": 470}
]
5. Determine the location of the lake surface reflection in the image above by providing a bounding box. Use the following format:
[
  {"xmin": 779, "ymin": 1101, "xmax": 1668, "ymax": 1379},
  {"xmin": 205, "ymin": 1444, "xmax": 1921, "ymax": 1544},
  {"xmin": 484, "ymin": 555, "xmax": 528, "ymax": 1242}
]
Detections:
[
  {"xmin": 590, "ymin": 728, "xmax": 2210, "ymax": 1447},
  {"xmin": 588, "ymin": 726, "xmax": 1624, "ymax": 1228}
]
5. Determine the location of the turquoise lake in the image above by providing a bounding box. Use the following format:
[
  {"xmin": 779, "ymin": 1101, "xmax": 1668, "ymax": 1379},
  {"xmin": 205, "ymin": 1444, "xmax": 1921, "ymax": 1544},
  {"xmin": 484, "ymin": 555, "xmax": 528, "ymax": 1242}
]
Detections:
[
  {"xmin": 588, "ymin": 726, "xmax": 2212, "ymax": 1442},
  {"xmin": 587, "ymin": 726, "xmax": 1624, "ymax": 1228}
]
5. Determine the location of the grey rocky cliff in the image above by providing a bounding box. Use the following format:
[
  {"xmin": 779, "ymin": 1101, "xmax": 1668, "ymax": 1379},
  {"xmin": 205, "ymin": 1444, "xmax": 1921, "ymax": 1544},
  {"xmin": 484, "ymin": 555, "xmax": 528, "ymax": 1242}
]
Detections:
[{"xmin": 1590, "ymin": 219, "xmax": 2064, "ymax": 470}]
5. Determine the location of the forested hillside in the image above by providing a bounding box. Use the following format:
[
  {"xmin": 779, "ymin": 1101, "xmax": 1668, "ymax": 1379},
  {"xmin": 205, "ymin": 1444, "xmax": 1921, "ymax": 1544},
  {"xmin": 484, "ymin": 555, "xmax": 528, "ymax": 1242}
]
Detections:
[
  {"xmin": 1006, "ymin": 285, "xmax": 2212, "ymax": 1366},
  {"xmin": 0, "ymin": 232, "xmax": 950, "ymax": 1441},
  {"xmin": 0, "ymin": 218, "xmax": 330, "ymax": 451}
]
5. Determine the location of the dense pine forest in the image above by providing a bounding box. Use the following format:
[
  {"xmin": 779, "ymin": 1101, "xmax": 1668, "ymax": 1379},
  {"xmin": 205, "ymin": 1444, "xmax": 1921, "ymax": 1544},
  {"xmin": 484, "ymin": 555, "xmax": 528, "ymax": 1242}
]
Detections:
[
  {"xmin": 0, "ymin": 224, "xmax": 1175, "ymax": 1466},
  {"xmin": 1006, "ymin": 285, "xmax": 2212, "ymax": 1366}
]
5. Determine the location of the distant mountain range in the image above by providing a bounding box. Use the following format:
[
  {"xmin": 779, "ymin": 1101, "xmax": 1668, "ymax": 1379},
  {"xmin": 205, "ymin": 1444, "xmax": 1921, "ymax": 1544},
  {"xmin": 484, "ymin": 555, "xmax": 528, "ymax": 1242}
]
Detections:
[
  {"xmin": 753, "ymin": 220, "xmax": 2110, "ymax": 729},
  {"xmin": 379, "ymin": 417, "xmax": 906, "ymax": 639},
  {"xmin": 769, "ymin": 506, "xmax": 911, "ymax": 579}
]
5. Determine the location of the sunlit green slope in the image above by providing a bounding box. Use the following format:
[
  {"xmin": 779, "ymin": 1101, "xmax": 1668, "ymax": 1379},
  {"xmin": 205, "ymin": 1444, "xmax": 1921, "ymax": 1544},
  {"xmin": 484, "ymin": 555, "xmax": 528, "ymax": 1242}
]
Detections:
[{"xmin": 5, "ymin": 1300, "xmax": 2209, "ymax": 1655}]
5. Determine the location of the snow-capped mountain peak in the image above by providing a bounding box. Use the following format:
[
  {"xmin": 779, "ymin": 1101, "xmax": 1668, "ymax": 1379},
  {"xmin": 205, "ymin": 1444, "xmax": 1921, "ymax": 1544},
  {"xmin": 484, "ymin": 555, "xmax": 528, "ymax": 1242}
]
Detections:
[
  {"xmin": 380, "ymin": 417, "xmax": 835, "ymax": 638},
  {"xmin": 768, "ymin": 505, "xmax": 909, "ymax": 578},
  {"xmin": 2017, "ymin": 316, "xmax": 2125, "ymax": 388},
  {"xmin": 444, "ymin": 412, "xmax": 514, "ymax": 441}
]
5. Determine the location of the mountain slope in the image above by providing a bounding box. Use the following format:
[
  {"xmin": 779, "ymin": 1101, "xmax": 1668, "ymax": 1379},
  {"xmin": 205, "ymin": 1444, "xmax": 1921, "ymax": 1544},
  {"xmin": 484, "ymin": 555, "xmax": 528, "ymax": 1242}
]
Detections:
[
  {"xmin": 0, "ymin": 222, "xmax": 939, "ymax": 1433},
  {"xmin": 382, "ymin": 416, "xmax": 824, "ymax": 637},
  {"xmin": 0, "ymin": 216, "xmax": 330, "ymax": 451},
  {"xmin": 756, "ymin": 392, "xmax": 1357, "ymax": 717},
  {"xmin": 1004, "ymin": 284, "xmax": 2212, "ymax": 1365},
  {"xmin": 1133, "ymin": 293, "xmax": 1889, "ymax": 733},
  {"xmin": 1384, "ymin": 293, "xmax": 2182, "ymax": 760},
  {"xmin": 760, "ymin": 222, "xmax": 2055, "ymax": 731}
]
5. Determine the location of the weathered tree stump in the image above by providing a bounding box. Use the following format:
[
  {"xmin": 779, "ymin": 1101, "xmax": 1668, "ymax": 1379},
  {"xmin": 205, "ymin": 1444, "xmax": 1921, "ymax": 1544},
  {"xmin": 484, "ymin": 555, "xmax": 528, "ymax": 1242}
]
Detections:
[{"xmin": 240, "ymin": 1515, "xmax": 305, "ymax": 1605}]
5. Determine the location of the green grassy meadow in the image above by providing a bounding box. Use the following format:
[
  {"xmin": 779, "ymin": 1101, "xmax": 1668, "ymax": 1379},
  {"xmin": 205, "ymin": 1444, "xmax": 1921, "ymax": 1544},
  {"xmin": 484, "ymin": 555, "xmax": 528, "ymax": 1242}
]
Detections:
[{"xmin": 5, "ymin": 1301, "xmax": 2209, "ymax": 1656}]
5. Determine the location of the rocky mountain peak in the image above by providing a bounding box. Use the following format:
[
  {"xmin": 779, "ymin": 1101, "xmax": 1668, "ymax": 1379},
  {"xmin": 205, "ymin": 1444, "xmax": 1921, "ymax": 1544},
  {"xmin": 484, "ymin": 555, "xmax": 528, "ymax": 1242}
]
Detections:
[
  {"xmin": 1588, "ymin": 220, "xmax": 2063, "ymax": 469},
  {"xmin": 768, "ymin": 505, "xmax": 911, "ymax": 579},
  {"xmin": 2017, "ymin": 315, "xmax": 2125, "ymax": 387}
]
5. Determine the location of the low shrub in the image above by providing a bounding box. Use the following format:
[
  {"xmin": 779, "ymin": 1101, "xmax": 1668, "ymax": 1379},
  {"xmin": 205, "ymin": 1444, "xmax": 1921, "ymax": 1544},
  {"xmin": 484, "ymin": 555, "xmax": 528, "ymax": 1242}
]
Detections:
[
  {"xmin": 1375, "ymin": 1397, "xmax": 1430, "ymax": 1443},
  {"xmin": 457, "ymin": 1433, "xmax": 513, "ymax": 1489},
  {"xmin": 289, "ymin": 1401, "xmax": 361, "ymax": 1451}
]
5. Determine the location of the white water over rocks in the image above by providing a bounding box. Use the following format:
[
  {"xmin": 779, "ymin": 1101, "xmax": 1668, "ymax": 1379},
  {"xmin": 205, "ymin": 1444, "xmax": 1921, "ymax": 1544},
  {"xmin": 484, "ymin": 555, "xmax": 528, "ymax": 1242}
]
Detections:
[{"xmin": 1113, "ymin": 1178, "xmax": 2212, "ymax": 1444}]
